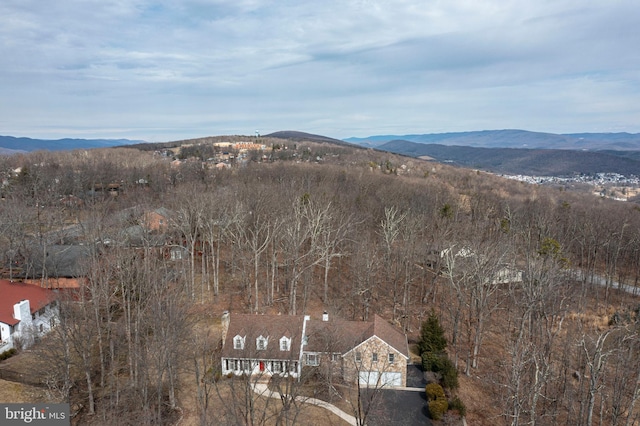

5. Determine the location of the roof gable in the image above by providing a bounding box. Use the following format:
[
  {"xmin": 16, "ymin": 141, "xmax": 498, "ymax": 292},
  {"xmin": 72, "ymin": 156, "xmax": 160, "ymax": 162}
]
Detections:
[
  {"xmin": 221, "ymin": 313, "xmax": 409, "ymax": 360},
  {"xmin": 221, "ymin": 313, "xmax": 307, "ymax": 360},
  {"xmin": 370, "ymin": 315, "xmax": 410, "ymax": 358},
  {"xmin": 343, "ymin": 335, "xmax": 410, "ymax": 360},
  {"xmin": 305, "ymin": 315, "xmax": 409, "ymax": 358},
  {"xmin": 0, "ymin": 280, "xmax": 55, "ymax": 326}
]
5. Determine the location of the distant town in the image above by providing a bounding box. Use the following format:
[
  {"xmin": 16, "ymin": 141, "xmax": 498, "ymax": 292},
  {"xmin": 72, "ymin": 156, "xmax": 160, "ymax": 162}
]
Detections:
[{"xmin": 499, "ymin": 172, "xmax": 640, "ymax": 201}]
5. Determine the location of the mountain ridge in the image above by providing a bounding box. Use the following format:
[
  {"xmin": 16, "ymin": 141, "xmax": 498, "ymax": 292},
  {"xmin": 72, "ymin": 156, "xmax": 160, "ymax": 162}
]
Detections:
[
  {"xmin": 264, "ymin": 130, "xmax": 353, "ymax": 146},
  {"xmin": 379, "ymin": 139, "xmax": 640, "ymax": 176},
  {"xmin": 0, "ymin": 135, "xmax": 143, "ymax": 152},
  {"xmin": 344, "ymin": 129, "xmax": 640, "ymax": 151}
]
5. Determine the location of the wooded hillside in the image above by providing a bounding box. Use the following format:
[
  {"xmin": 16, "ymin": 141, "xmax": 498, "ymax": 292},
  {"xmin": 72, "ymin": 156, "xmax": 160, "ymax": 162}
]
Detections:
[{"xmin": 0, "ymin": 138, "xmax": 639, "ymax": 425}]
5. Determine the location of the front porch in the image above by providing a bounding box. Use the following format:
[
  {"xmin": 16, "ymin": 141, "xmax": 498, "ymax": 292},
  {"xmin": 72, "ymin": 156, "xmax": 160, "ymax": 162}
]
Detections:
[{"xmin": 221, "ymin": 358, "xmax": 300, "ymax": 379}]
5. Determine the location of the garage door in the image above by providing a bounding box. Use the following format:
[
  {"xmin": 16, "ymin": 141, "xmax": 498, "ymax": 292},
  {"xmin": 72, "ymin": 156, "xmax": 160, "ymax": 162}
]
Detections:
[
  {"xmin": 358, "ymin": 371, "xmax": 379, "ymax": 386},
  {"xmin": 380, "ymin": 372, "xmax": 402, "ymax": 387}
]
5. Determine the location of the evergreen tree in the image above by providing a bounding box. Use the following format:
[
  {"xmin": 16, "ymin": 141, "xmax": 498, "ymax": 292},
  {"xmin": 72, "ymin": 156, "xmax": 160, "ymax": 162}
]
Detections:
[{"xmin": 419, "ymin": 311, "xmax": 447, "ymax": 355}]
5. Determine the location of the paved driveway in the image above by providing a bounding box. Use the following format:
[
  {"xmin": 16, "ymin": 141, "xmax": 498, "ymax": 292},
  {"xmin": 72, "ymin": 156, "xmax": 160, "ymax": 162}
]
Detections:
[
  {"xmin": 406, "ymin": 363, "xmax": 427, "ymax": 388},
  {"xmin": 362, "ymin": 364, "xmax": 433, "ymax": 426},
  {"xmin": 362, "ymin": 388, "xmax": 432, "ymax": 426}
]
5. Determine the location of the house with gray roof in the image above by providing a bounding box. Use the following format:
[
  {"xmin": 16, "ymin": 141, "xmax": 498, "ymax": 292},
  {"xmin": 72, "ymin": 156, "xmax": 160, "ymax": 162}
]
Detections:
[{"xmin": 220, "ymin": 311, "xmax": 409, "ymax": 387}]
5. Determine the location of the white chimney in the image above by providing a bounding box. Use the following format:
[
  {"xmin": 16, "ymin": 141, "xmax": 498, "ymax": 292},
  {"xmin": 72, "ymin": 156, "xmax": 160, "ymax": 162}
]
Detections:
[
  {"xmin": 221, "ymin": 311, "xmax": 230, "ymax": 347},
  {"xmin": 14, "ymin": 300, "xmax": 31, "ymax": 325},
  {"xmin": 322, "ymin": 311, "xmax": 329, "ymax": 322}
]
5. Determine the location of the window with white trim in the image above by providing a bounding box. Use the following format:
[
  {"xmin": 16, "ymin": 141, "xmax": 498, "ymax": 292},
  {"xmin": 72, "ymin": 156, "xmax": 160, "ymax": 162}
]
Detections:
[
  {"xmin": 372, "ymin": 352, "xmax": 378, "ymax": 362},
  {"xmin": 388, "ymin": 353, "xmax": 395, "ymax": 363},
  {"xmin": 306, "ymin": 354, "xmax": 319, "ymax": 366},
  {"xmin": 355, "ymin": 352, "xmax": 362, "ymax": 362},
  {"xmin": 257, "ymin": 336, "xmax": 267, "ymax": 350},
  {"xmin": 233, "ymin": 335, "xmax": 245, "ymax": 350},
  {"xmin": 171, "ymin": 249, "xmax": 183, "ymax": 260},
  {"xmin": 280, "ymin": 336, "xmax": 291, "ymax": 351}
]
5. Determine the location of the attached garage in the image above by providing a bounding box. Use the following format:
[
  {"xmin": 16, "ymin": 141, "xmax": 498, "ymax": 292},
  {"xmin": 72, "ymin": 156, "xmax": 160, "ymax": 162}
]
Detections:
[
  {"xmin": 358, "ymin": 371, "xmax": 379, "ymax": 386},
  {"xmin": 380, "ymin": 372, "xmax": 402, "ymax": 387},
  {"xmin": 359, "ymin": 371, "xmax": 403, "ymax": 387}
]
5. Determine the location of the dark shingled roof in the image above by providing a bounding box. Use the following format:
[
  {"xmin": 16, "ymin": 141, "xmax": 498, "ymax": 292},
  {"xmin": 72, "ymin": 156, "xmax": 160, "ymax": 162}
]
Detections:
[
  {"xmin": 222, "ymin": 313, "xmax": 409, "ymax": 360},
  {"xmin": 305, "ymin": 318, "xmax": 370, "ymax": 354},
  {"xmin": 306, "ymin": 315, "xmax": 409, "ymax": 358},
  {"xmin": 221, "ymin": 313, "xmax": 307, "ymax": 360},
  {"xmin": 25, "ymin": 245, "xmax": 92, "ymax": 278}
]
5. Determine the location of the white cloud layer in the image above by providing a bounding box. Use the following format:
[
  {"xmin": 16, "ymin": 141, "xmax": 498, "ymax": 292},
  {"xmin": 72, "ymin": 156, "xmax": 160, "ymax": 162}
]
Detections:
[{"xmin": 1, "ymin": 0, "xmax": 639, "ymax": 140}]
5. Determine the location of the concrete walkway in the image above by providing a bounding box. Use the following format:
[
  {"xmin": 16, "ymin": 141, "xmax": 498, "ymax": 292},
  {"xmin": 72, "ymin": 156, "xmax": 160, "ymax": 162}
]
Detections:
[
  {"xmin": 251, "ymin": 382, "xmax": 358, "ymax": 425},
  {"xmin": 393, "ymin": 386, "xmax": 425, "ymax": 392}
]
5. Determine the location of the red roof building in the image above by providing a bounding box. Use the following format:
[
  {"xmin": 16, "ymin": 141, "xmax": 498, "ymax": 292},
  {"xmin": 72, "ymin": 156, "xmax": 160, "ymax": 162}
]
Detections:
[{"xmin": 0, "ymin": 280, "xmax": 58, "ymax": 352}]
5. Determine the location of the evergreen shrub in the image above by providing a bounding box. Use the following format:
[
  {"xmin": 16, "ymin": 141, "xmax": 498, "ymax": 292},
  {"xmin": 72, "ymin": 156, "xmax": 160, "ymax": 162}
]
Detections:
[
  {"xmin": 428, "ymin": 398, "xmax": 449, "ymax": 420},
  {"xmin": 425, "ymin": 383, "xmax": 446, "ymax": 401}
]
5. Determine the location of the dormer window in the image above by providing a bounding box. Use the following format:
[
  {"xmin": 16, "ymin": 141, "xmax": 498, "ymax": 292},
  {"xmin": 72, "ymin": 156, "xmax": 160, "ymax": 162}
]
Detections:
[
  {"xmin": 233, "ymin": 335, "xmax": 245, "ymax": 350},
  {"xmin": 256, "ymin": 336, "xmax": 268, "ymax": 350},
  {"xmin": 280, "ymin": 336, "xmax": 291, "ymax": 351}
]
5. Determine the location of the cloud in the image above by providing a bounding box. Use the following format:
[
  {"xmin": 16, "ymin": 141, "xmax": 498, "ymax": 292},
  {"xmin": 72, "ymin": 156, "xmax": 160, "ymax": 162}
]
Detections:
[{"xmin": 1, "ymin": 0, "xmax": 639, "ymax": 140}]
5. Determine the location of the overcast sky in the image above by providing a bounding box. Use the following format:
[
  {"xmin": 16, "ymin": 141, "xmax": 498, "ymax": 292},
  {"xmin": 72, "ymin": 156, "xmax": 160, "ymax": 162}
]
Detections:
[{"xmin": 2, "ymin": 0, "xmax": 639, "ymax": 141}]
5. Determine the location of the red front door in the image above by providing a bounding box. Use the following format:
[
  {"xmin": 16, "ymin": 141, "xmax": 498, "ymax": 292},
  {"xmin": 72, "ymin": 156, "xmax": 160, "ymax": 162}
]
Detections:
[{"xmin": 259, "ymin": 361, "xmax": 265, "ymax": 371}]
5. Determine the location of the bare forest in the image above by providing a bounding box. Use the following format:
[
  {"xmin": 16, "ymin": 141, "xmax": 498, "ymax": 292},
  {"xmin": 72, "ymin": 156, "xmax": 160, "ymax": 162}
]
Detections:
[{"xmin": 1, "ymin": 139, "xmax": 640, "ymax": 425}]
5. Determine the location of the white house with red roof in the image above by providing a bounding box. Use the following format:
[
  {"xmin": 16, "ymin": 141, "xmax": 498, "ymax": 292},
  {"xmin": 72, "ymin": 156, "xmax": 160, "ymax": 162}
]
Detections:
[{"xmin": 0, "ymin": 280, "xmax": 59, "ymax": 353}]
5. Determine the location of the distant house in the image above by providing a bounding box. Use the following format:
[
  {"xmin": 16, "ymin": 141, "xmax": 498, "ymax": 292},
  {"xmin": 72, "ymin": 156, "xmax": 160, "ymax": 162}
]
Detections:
[
  {"xmin": 143, "ymin": 207, "xmax": 173, "ymax": 232},
  {"xmin": 220, "ymin": 312, "xmax": 409, "ymax": 387},
  {"xmin": 89, "ymin": 183, "xmax": 120, "ymax": 197},
  {"xmin": 493, "ymin": 265, "xmax": 523, "ymax": 284},
  {"xmin": 20, "ymin": 244, "xmax": 92, "ymax": 289},
  {"xmin": 105, "ymin": 206, "xmax": 174, "ymax": 248},
  {"xmin": 0, "ymin": 280, "xmax": 59, "ymax": 352}
]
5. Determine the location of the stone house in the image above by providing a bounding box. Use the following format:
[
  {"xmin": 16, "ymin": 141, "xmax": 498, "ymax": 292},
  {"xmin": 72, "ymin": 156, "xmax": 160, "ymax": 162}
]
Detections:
[
  {"xmin": 304, "ymin": 313, "xmax": 409, "ymax": 387},
  {"xmin": 220, "ymin": 311, "xmax": 409, "ymax": 387}
]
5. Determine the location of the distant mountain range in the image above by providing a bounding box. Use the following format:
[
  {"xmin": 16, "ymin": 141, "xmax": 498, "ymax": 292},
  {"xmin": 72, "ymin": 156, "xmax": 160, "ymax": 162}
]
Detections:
[
  {"xmin": 0, "ymin": 135, "xmax": 143, "ymax": 153},
  {"xmin": 342, "ymin": 130, "xmax": 640, "ymax": 177},
  {"xmin": 344, "ymin": 129, "xmax": 640, "ymax": 151},
  {"xmin": 6, "ymin": 129, "xmax": 640, "ymax": 177},
  {"xmin": 376, "ymin": 140, "xmax": 640, "ymax": 176}
]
